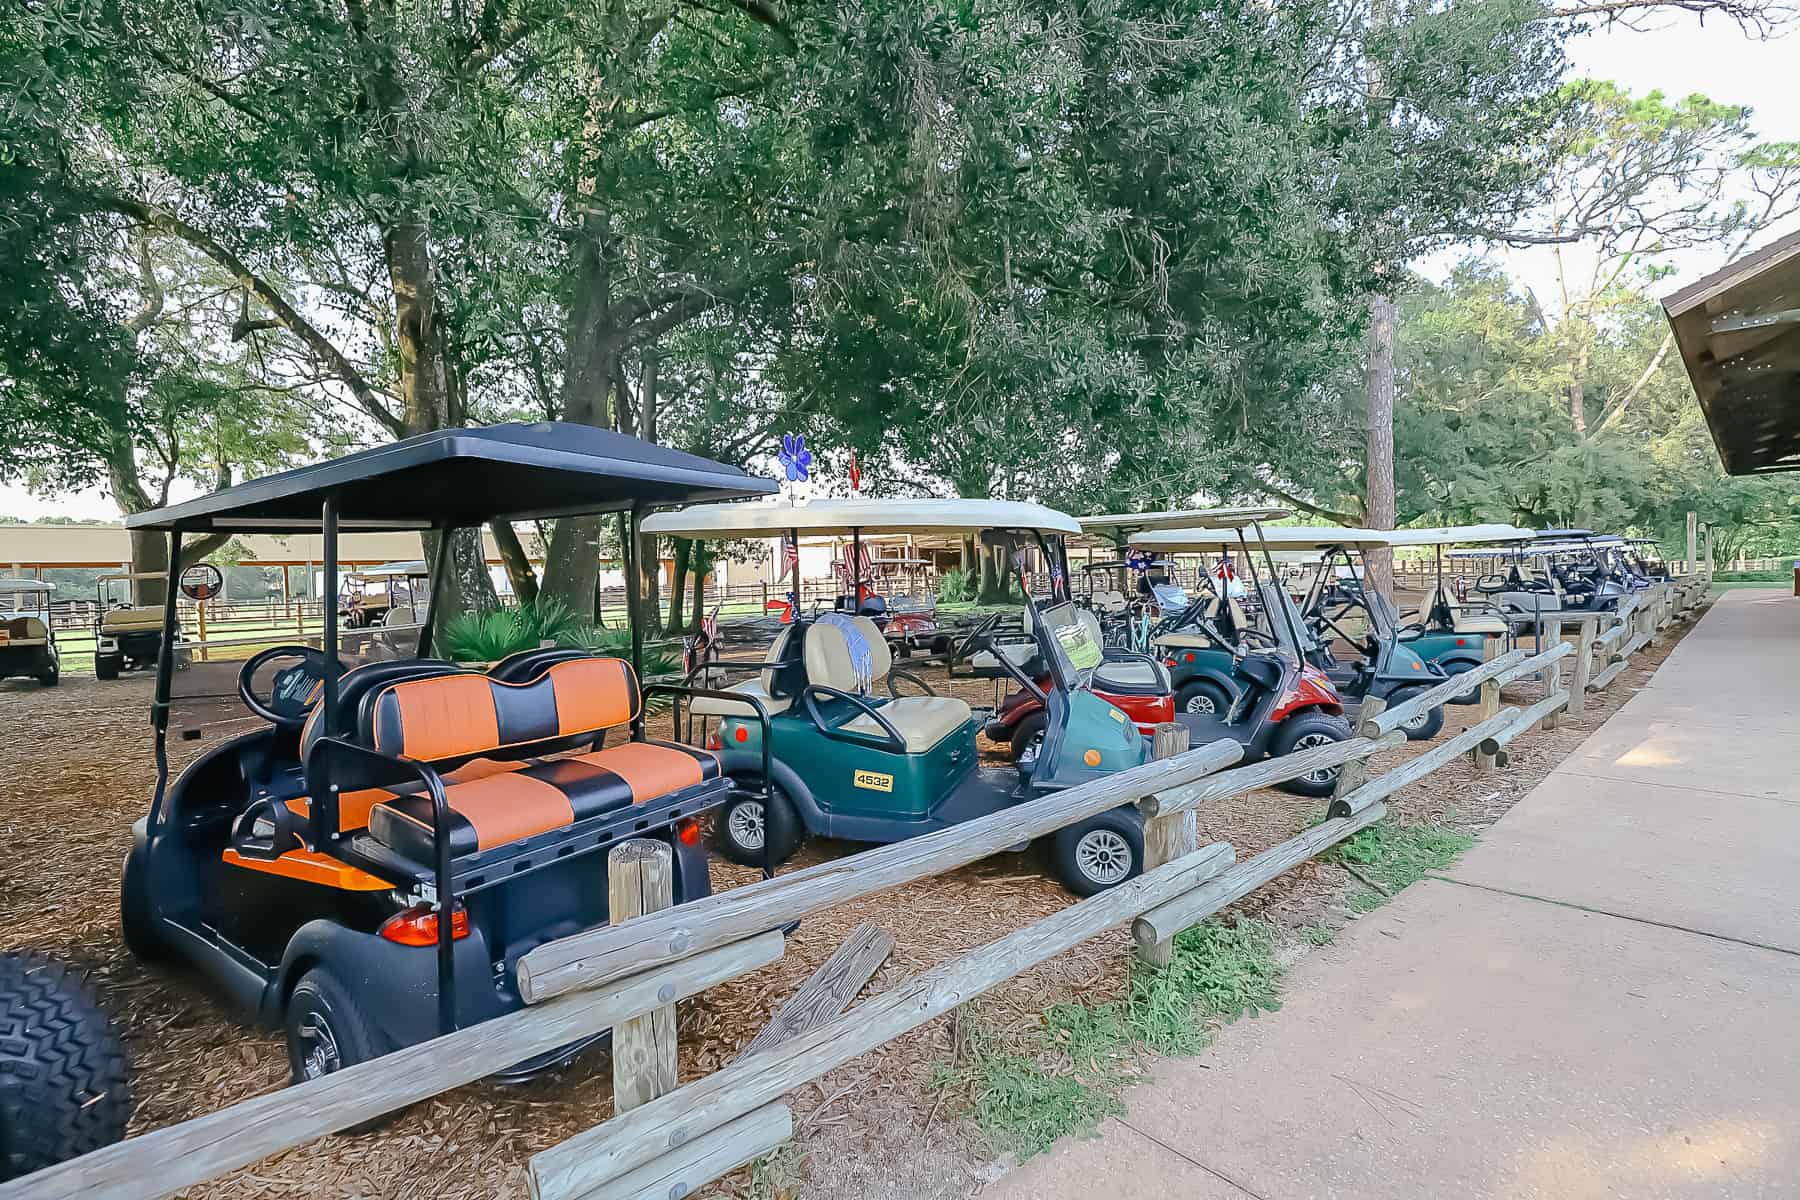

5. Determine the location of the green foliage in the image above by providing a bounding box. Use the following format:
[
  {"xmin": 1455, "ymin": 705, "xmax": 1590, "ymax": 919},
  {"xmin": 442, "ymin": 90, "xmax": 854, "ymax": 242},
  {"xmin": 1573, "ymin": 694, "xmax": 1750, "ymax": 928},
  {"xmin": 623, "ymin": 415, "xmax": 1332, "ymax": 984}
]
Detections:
[
  {"xmin": 439, "ymin": 598, "xmax": 593, "ymax": 663},
  {"xmin": 1327, "ymin": 822, "xmax": 1473, "ymax": 911},
  {"xmin": 937, "ymin": 917, "xmax": 1283, "ymax": 1159},
  {"xmin": 1714, "ymin": 570, "xmax": 1792, "ymax": 582},
  {"xmin": 564, "ymin": 626, "xmax": 683, "ymax": 681},
  {"xmin": 936, "ymin": 568, "xmax": 973, "ymax": 605}
]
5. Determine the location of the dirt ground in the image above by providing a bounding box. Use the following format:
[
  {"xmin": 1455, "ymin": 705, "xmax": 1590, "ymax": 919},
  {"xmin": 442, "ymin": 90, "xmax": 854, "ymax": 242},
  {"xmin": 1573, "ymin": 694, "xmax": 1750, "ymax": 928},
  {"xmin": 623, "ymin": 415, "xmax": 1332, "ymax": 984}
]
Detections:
[{"xmin": 0, "ymin": 608, "xmax": 1705, "ymax": 1199}]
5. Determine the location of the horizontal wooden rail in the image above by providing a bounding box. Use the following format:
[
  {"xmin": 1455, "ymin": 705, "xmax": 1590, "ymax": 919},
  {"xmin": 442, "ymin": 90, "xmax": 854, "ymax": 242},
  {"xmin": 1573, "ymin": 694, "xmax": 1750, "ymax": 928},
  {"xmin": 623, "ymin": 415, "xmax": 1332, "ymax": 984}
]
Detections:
[
  {"xmin": 1480, "ymin": 690, "xmax": 1570, "ymax": 755},
  {"xmin": 1588, "ymin": 658, "xmax": 1629, "ymax": 691},
  {"xmin": 0, "ymin": 932, "xmax": 786, "ymax": 1200},
  {"xmin": 526, "ymin": 841, "xmax": 1238, "ymax": 1200},
  {"xmin": 576, "ymin": 1103, "xmax": 793, "ymax": 1200},
  {"xmin": 1360, "ymin": 648, "xmax": 1527, "ymax": 737},
  {"xmin": 515, "ymin": 739, "xmax": 1245, "ymax": 1003},
  {"xmin": 1338, "ymin": 706, "xmax": 1521, "ymax": 818},
  {"xmin": 1492, "ymin": 638, "xmax": 1575, "ymax": 688},
  {"xmin": 1139, "ymin": 730, "xmax": 1407, "ymax": 818},
  {"xmin": 1133, "ymin": 802, "xmax": 1389, "ymax": 948}
]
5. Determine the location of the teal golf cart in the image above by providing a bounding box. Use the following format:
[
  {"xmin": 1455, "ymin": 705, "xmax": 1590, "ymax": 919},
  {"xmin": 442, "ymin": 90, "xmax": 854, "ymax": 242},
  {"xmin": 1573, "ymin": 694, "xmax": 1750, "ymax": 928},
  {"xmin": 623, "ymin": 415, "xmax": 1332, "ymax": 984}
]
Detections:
[
  {"xmin": 645, "ymin": 498, "xmax": 1153, "ymax": 895},
  {"xmin": 1380, "ymin": 525, "xmax": 1533, "ymax": 697}
]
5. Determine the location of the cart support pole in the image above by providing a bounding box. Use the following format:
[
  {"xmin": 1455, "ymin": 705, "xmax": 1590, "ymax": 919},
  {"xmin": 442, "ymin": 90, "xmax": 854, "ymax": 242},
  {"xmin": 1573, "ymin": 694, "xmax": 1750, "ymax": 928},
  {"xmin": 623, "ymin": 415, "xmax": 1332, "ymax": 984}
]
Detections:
[
  {"xmin": 609, "ymin": 839, "xmax": 679, "ymax": 1111},
  {"xmin": 1138, "ymin": 722, "xmax": 1195, "ymax": 969}
]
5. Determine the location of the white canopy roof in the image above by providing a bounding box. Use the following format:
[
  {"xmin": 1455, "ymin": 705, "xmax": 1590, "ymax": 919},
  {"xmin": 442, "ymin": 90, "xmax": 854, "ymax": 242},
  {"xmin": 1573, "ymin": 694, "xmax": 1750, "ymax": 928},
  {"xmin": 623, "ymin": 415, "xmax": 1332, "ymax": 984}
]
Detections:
[
  {"xmin": 640, "ymin": 497, "xmax": 1081, "ymax": 538},
  {"xmin": 0, "ymin": 578, "xmax": 53, "ymax": 593},
  {"xmin": 1380, "ymin": 524, "xmax": 1536, "ymax": 547},
  {"xmin": 352, "ymin": 560, "xmax": 429, "ymax": 578},
  {"xmin": 1132, "ymin": 525, "xmax": 1392, "ymax": 552},
  {"xmin": 1078, "ymin": 507, "xmax": 1287, "ymax": 535}
]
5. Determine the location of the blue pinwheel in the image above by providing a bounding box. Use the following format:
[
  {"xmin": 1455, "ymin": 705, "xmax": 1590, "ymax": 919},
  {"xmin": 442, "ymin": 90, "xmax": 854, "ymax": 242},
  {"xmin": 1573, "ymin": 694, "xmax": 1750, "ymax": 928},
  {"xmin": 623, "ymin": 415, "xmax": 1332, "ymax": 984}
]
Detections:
[{"xmin": 778, "ymin": 433, "xmax": 812, "ymax": 483}]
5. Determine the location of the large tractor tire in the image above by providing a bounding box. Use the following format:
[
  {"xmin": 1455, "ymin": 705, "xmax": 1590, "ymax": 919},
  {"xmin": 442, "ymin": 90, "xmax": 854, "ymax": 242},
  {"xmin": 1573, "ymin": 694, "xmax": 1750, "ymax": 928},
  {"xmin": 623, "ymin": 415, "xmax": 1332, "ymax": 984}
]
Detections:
[{"xmin": 0, "ymin": 952, "xmax": 130, "ymax": 1182}]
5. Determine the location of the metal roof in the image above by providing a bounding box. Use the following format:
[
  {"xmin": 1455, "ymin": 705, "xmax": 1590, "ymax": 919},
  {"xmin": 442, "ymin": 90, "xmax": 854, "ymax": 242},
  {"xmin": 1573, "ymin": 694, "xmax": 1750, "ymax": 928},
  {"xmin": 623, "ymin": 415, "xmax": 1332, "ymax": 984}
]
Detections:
[
  {"xmin": 1664, "ymin": 229, "xmax": 1800, "ymax": 474},
  {"xmin": 642, "ymin": 497, "xmax": 1081, "ymax": 538},
  {"xmin": 128, "ymin": 422, "xmax": 776, "ymax": 533},
  {"xmin": 0, "ymin": 578, "xmax": 53, "ymax": 593},
  {"xmin": 1381, "ymin": 524, "xmax": 1536, "ymax": 547}
]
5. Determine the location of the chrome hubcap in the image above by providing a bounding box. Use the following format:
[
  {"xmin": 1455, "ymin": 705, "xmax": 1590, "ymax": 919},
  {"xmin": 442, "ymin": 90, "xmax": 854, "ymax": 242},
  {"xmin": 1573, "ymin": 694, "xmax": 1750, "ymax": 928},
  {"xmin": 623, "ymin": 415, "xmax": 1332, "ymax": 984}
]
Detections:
[
  {"xmin": 1018, "ymin": 730, "xmax": 1045, "ymax": 767},
  {"xmin": 1402, "ymin": 707, "xmax": 1431, "ymax": 732},
  {"xmin": 1183, "ymin": 693, "xmax": 1216, "ymax": 715},
  {"xmin": 1075, "ymin": 829, "xmax": 1133, "ymax": 886},
  {"xmin": 728, "ymin": 800, "xmax": 766, "ymax": 851},
  {"xmin": 297, "ymin": 1014, "xmax": 341, "ymax": 1080},
  {"xmin": 1290, "ymin": 731, "xmax": 1340, "ymax": 784}
]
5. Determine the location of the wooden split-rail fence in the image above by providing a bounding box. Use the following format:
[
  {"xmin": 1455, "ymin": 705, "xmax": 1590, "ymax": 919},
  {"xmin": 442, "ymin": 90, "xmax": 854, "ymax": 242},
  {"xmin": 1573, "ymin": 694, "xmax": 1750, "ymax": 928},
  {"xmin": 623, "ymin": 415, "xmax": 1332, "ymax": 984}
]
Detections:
[{"xmin": 0, "ymin": 575, "xmax": 1713, "ymax": 1200}]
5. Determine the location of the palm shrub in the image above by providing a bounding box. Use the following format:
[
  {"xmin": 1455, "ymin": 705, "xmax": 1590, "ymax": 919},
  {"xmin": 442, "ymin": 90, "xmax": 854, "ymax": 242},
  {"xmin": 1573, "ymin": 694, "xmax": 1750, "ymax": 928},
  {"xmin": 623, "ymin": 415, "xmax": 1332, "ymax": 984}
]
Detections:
[
  {"xmin": 938, "ymin": 568, "xmax": 973, "ymax": 604},
  {"xmin": 440, "ymin": 597, "xmax": 595, "ymax": 663}
]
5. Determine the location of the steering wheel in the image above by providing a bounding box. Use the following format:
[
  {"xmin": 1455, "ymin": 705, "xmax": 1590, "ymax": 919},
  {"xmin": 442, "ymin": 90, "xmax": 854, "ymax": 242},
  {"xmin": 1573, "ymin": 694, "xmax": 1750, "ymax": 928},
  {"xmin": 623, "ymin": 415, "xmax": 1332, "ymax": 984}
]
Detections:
[
  {"xmin": 954, "ymin": 612, "xmax": 1006, "ymax": 663},
  {"xmin": 238, "ymin": 645, "xmax": 330, "ymax": 730}
]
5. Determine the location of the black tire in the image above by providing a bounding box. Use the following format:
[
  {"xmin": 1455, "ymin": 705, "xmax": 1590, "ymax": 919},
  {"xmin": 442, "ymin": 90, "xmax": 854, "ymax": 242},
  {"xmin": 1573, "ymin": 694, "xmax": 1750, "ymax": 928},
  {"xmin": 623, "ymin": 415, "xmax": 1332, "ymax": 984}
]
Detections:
[
  {"xmin": 285, "ymin": 965, "xmax": 390, "ymax": 1089},
  {"xmin": 1050, "ymin": 810, "xmax": 1144, "ymax": 897},
  {"xmin": 93, "ymin": 655, "xmax": 120, "ymax": 681},
  {"xmin": 1175, "ymin": 678, "xmax": 1232, "ymax": 717},
  {"xmin": 1441, "ymin": 660, "xmax": 1482, "ymax": 704},
  {"xmin": 1008, "ymin": 711, "xmax": 1048, "ymax": 764},
  {"xmin": 0, "ymin": 952, "xmax": 130, "ymax": 1182},
  {"xmin": 1389, "ymin": 687, "xmax": 1445, "ymax": 740},
  {"xmin": 1270, "ymin": 710, "xmax": 1354, "ymax": 798},
  {"xmin": 37, "ymin": 669, "xmax": 57, "ymax": 688},
  {"xmin": 119, "ymin": 846, "xmax": 167, "ymax": 963},
  {"xmin": 714, "ymin": 780, "xmax": 804, "ymax": 868}
]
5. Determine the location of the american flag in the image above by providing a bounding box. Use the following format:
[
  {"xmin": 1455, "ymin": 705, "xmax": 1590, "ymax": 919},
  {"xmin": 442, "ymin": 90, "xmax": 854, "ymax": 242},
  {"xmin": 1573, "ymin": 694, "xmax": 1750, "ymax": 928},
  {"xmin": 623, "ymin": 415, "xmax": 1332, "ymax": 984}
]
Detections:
[{"xmin": 780, "ymin": 533, "xmax": 799, "ymax": 579}]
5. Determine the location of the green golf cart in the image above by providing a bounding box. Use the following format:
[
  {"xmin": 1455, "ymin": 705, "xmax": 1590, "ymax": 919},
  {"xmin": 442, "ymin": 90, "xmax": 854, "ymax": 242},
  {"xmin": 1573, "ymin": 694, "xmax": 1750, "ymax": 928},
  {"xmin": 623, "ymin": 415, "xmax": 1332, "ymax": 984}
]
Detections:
[{"xmin": 645, "ymin": 498, "xmax": 1154, "ymax": 896}]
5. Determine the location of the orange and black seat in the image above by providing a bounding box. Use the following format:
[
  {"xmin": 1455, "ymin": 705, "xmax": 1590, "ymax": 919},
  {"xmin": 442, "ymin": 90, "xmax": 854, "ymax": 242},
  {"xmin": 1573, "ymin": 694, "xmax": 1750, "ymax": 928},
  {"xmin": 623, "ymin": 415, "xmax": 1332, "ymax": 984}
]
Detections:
[{"xmin": 349, "ymin": 657, "xmax": 721, "ymax": 864}]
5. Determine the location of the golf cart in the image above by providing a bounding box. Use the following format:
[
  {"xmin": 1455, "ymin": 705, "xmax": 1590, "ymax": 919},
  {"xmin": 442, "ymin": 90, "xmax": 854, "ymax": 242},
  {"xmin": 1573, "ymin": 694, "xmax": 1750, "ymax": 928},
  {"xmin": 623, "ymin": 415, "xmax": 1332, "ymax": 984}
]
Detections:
[
  {"xmin": 93, "ymin": 570, "xmax": 201, "ymax": 680},
  {"xmin": 1379, "ymin": 525, "xmax": 1533, "ymax": 697},
  {"xmin": 644, "ymin": 498, "xmax": 1154, "ymax": 896},
  {"xmin": 1453, "ymin": 531, "xmax": 1629, "ymax": 633},
  {"xmin": 340, "ymin": 560, "xmax": 431, "ymax": 629},
  {"xmin": 120, "ymin": 422, "xmax": 774, "ymax": 1086},
  {"xmin": 0, "ymin": 578, "xmax": 59, "ymax": 686}
]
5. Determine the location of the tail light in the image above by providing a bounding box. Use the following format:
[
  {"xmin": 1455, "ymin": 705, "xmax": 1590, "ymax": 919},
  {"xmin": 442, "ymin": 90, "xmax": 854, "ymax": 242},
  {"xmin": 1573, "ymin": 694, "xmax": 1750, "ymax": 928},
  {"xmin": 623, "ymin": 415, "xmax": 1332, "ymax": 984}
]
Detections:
[
  {"xmin": 677, "ymin": 817, "xmax": 703, "ymax": 847},
  {"xmin": 706, "ymin": 732, "xmax": 722, "ymax": 750},
  {"xmin": 380, "ymin": 903, "xmax": 469, "ymax": 946}
]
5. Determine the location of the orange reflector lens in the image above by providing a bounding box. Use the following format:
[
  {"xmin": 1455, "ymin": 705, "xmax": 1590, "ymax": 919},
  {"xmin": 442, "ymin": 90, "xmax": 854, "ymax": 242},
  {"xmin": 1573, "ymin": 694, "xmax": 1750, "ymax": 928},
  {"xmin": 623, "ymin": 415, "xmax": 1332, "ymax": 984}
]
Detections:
[
  {"xmin": 1083, "ymin": 749, "xmax": 1102, "ymax": 766},
  {"xmin": 733, "ymin": 726, "xmax": 749, "ymax": 743},
  {"xmin": 379, "ymin": 904, "xmax": 469, "ymax": 947},
  {"xmin": 678, "ymin": 818, "xmax": 702, "ymax": 847}
]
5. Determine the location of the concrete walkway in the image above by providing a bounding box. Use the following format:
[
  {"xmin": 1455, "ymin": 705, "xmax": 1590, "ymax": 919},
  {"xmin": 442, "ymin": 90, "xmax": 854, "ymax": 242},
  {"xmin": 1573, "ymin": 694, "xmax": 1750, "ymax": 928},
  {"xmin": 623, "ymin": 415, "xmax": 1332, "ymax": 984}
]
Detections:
[{"xmin": 990, "ymin": 588, "xmax": 1800, "ymax": 1200}]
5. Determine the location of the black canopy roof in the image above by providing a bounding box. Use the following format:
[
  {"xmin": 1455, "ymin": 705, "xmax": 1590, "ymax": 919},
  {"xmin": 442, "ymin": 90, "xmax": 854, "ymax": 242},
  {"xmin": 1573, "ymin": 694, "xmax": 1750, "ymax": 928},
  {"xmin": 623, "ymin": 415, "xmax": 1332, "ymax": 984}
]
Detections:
[{"xmin": 128, "ymin": 422, "xmax": 776, "ymax": 533}]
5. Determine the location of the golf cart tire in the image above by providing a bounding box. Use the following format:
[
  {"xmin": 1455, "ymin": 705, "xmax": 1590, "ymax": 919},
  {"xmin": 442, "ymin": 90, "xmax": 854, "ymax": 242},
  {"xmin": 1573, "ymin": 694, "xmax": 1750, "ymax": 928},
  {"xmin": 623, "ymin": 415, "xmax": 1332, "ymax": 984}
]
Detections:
[
  {"xmin": 119, "ymin": 847, "xmax": 168, "ymax": 963},
  {"xmin": 37, "ymin": 669, "xmax": 57, "ymax": 688},
  {"xmin": 93, "ymin": 655, "xmax": 121, "ymax": 681},
  {"xmin": 285, "ymin": 965, "xmax": 395, "ymax": 1130},
  {"xmin": 1050, "ymin": 810, "xmax": 1145, "ymax": 897},
  {"xmin": 1175, "ymin": 678, "xmax": 1232, "ymax": 717},
  {"xmin": 0, "ymin": 952, "xmax": 130, "ymax": 1182},
  {"xmin": 1270, "ymin": 711, "xmax": 1354, "ymax": 798},
  {"xmin": 1390, "ymin": 688, "xmax": 1445, "ymax": 741},
  {"xmin": 1440, "ymin": 659, "xmax": 1483, "ymax": 704},
  {"xmin": 1008, "ymin": 711, "xmax": 1048, "ymax": 763},
  {"xmin": 714, "ymin": 782, "xmax": 803, "ymax": 868}
]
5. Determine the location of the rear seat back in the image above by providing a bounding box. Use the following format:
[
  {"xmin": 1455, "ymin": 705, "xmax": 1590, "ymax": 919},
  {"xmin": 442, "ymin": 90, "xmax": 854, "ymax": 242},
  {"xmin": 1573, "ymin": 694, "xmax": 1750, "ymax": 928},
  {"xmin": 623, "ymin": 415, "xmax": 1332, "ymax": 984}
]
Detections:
[{"xmin": 364, "ymin": 656, "xmax": 639, "ymax": 764}]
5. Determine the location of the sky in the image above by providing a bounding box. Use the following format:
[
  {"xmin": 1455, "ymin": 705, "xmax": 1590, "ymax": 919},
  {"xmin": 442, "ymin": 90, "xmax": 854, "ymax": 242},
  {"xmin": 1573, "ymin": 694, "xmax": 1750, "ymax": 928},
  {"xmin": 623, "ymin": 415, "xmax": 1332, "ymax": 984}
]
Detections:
[{"xmin": 4, "ymin": 11, "xmax": 1793, "ymax": 525}]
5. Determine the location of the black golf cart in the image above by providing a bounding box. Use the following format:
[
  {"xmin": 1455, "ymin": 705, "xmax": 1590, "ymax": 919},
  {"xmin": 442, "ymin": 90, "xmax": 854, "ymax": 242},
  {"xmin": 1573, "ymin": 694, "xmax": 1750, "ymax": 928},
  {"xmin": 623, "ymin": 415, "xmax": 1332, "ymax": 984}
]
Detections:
[
  {"xmin": 120, "ymin": 422, "xmax": 774, "ymax": 1086},
  {"xmin": 0, "ymin": 579, "xmax": 60, "ymax": 687}
]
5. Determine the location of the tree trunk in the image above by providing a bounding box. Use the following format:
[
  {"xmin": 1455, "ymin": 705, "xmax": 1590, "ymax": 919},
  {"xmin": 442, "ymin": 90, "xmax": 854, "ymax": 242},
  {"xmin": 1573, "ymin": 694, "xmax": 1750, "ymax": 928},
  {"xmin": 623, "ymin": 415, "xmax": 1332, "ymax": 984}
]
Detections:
[
  {"xmin": 540, "ymin": 211, "xmax": 616, "ymax": 618},
  {"xmin": 489, "ymin": 521, "xmax": 540, "ymax": 607},
  {"xmin": 959, "ymin": 535, "xmax": 975, "ymax": 574},
  {"xmin": 1363, "ymin": 292, "xmax": 1398, "ymax": 597},
  {"xmin": 691, "ymin": 544, "xmax": 711, "ymax": 633}
]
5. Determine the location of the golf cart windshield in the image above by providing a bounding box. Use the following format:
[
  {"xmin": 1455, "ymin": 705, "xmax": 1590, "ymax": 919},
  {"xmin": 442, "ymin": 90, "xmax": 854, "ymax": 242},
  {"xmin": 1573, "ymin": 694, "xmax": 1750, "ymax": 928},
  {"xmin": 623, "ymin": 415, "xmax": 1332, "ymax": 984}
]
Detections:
[
  {"xmin": 1258, "ymin": 581, "xmax": 1307, "ymax": 661},
  {"xmin": 1036, "ymin": 601, "xmax": 1105, "ymax": 679},
  {"xmin": 1364, "ymin": 588, "xmax": 1399, "ymax": 639}
]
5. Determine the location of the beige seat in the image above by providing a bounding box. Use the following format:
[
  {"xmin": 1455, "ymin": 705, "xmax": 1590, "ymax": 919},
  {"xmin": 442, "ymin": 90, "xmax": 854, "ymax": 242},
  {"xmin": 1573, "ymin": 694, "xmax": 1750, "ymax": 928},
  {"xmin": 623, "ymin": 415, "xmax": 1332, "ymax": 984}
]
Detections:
[
  {"xmin": 1424, "ymin": 584, "xmax": 1511, "ymax": 635},
  {"xmin": 804, "ymin": 618, "xmax": 971, "ymax": 752},
  {"xmin": 3, "ymin": 617, "xmax": 49, "ymax": 646},
  {"xmin": 686, "ymin": 625, "xmax": 798, "ymax": 717},
  {"xmin": 101, "ymin": 605, "xmax": 164, "ymax": 633}
]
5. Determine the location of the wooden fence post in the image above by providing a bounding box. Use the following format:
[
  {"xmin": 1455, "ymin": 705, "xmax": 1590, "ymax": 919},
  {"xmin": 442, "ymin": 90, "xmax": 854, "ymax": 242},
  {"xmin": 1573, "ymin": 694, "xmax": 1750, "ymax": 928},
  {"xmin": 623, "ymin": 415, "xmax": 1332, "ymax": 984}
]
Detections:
[
  {"xmin": 1332, "ymin": 693, "xmax": 1385, "ymax": 809},
  {"xmin": 1472, "ymin": 635, "xmax": 1500, "ymax": 771},
  {"xmin": 609, "ymin": 839, "xmax": 679, "ymax": 1111},
  {"xmin": 1138, "ymin": 722, "xmax": 1194, "ymax": 969},
  {"xmin": 1542, "ymin": 618, "xmax": 1568, "ymax": 730},
  {"xmin": 1567, "ymin": 616, "xmax": 1595, "ymax": 717}
]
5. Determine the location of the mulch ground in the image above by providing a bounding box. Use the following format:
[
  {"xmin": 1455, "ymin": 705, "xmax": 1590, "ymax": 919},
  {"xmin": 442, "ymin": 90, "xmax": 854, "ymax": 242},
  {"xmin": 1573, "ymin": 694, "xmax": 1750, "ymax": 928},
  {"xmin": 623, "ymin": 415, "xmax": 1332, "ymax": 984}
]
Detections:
[{"xmin": 0, "ymin": 605, "xmax": 1706, "ymax": 1199}]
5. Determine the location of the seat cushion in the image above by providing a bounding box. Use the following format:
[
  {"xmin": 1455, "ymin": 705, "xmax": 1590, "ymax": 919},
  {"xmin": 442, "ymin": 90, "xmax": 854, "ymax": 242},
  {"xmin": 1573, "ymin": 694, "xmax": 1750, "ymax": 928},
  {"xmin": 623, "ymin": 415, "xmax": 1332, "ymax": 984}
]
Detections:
[
  {"xmin": 1452, "ymin": 614, "xmax": 1509, "ymax": 635},
  {"xmin": 101, "ymin": 606, "xmax": 164, "ymax": 632},
  {"xmin": 686, "ymin": 678, "xmax": 793, "ymax": 717},
  {"xmin": 844, "ymin": 695, "xmax": 971, "ymax": 752},
  {"xmin": 367, "ymin": 740, "xmax": 720, "ymax": 862},
  {"xmin": 365, "ymin": 656, "xmax": 637, "ymax": 763}
]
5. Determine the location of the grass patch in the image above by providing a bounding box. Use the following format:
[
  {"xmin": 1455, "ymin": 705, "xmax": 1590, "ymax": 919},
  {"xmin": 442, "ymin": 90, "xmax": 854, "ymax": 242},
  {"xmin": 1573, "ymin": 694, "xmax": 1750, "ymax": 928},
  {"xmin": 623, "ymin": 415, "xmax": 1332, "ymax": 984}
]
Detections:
[
  {"xmin": 937, "ymin": 918, "xmax": 1283, "ymax": 1159},
  {"xmin": 1327, "ymin": 822, "xmax": 1473, "ymax": 912}
]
